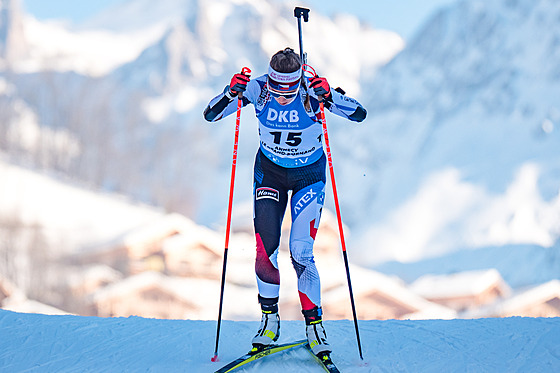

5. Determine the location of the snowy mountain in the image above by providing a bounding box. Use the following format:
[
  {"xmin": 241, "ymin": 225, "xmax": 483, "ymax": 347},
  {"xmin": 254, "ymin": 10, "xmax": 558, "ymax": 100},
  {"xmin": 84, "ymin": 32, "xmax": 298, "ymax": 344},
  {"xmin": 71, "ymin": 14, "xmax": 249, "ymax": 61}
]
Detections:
[
  {"xmin": 327, "ymin": 0, "xmax": 560, "ymax": 265},
  {"xmin": 0, "ymin": 0, "xmax": 404, "ymax": 226},
  {"xmin": 1, "ymin": 0, "xmax": 559, "ymax": 288},
  {"xmin": 87, "ymin": 0, "xmax": 403, "ymax": 91},
  {"xmin": 1, "ymin": 310, "xmax": 559, "ymax": 372},
  {"xmin": 86, "ymin": 0, "xmax": 560, "ymax": 269}
]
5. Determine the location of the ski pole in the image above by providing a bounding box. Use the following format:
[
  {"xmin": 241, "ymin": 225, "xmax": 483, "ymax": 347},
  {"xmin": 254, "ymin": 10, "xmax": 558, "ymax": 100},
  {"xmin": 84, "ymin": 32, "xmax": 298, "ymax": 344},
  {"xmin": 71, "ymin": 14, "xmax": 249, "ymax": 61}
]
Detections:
[
  {"xmin": 321, "ymin": 97, "xmax": 364, "ymax": 361},
  {"xmin": 295, "ymin": 6, "xmax": 363, "ymax": 358},
  {"xmin": 304, "ymin": 64, "xmax": 364, "ymax": 360},
  {"xmin": 212, "ymin": 67, "xmax": 251, "ymax": 363}
]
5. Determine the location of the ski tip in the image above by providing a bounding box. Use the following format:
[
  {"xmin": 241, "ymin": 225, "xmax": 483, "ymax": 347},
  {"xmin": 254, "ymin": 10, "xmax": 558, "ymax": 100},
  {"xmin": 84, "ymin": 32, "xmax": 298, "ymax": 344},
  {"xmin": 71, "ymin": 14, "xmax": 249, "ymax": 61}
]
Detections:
[{"xmin": 211, "ymin": 354, "xmax": 219, "ymax": 362}]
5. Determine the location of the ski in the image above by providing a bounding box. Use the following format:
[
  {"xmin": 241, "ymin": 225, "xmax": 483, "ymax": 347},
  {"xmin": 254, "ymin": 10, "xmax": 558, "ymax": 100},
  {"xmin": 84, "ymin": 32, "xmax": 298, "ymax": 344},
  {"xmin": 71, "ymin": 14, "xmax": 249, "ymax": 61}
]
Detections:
[
  {"xmin": 303, "ymin": 343, "xmax": 341, "ymax": 373},
  {"xmin": 214, "ymin": 339, "xmax": 307, "ymax": 373}
]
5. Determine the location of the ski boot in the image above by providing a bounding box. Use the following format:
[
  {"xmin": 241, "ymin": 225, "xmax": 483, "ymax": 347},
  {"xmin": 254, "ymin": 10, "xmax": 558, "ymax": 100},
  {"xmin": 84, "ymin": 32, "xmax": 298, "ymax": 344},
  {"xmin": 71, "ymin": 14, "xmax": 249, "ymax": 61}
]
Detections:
[
  {"xmin": 251, "ymin": 298, "xmax": 280, "ymax": 352},
  {"xmin": 303, "ymin": 306, "xmax": 332, "ymax": 356}
]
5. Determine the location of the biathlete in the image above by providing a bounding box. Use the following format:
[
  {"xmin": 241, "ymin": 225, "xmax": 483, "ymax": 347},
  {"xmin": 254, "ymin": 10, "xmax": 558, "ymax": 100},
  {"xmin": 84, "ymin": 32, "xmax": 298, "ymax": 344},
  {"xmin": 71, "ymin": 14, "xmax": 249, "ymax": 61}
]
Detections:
[{"xmin": 203, "ymin": 47, "xmax": 366, "ymax": 355}]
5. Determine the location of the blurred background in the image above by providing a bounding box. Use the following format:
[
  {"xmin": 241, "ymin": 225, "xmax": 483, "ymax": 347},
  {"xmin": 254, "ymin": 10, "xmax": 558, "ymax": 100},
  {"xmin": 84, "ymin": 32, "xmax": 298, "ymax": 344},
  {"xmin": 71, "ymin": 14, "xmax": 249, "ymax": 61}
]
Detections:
[{"xmin": 1, "ymin": 0, "xmax": 559, "ymax": 321}]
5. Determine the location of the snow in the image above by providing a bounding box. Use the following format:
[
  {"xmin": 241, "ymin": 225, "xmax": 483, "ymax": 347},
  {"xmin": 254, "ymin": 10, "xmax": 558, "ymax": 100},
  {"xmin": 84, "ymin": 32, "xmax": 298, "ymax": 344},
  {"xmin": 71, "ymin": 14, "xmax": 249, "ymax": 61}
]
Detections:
[
  {"xmin": 0, "ymin": 159, "xmax": 164, "ymax": 252},
  {"xmin": 374, "ymin": 243, "xmax": 560, "ymax": 290},
  {"xmin": 2, "ymin": 299, "xmax": 70, "ymax": 316},
  {"xmin": 1, "ymin": 309, "xmax": 558, "ymax": 372},
  {"xmin": 355, "ymin": 162, "xmax": 560, "ymax": 265}
]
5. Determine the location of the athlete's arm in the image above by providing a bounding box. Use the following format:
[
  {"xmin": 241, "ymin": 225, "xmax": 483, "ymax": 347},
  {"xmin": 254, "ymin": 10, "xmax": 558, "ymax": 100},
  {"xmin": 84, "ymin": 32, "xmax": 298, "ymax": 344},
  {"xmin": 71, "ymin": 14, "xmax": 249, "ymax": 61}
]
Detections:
[
  {"xmin": 308, "ymin": 76, "xmax": 367, "ymax": 122},
  {"xmin": 327, "ymin": 89, "xmax": 367, "ymax": 122},
  {"xmin": 203, "ymin": 86, "xmax": 245, "ymax": 122},
  {"xmin": 203, "ymin": 75, "xmax": 260, "ymax": 122}
]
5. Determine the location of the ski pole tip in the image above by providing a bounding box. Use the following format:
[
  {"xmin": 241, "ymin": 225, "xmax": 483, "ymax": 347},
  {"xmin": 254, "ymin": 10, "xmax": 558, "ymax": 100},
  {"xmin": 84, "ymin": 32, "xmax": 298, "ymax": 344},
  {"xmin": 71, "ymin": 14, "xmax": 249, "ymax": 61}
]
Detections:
[{"xmin": 211, "ymin": 354, "xmax": 219, "ymax": 362}]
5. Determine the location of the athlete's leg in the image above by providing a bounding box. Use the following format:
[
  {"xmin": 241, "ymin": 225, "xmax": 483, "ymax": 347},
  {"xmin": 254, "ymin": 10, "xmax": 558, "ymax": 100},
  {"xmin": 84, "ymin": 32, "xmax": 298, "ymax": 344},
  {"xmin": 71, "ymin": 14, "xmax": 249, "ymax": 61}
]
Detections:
[
  {"xmin": 289, "ymin": 156, "xmax": 331, "ymax": 354},
  {"xmin": 252, "ymin": 152, "xmax": 289, "ymax": 346},
  {"xmin": 253, "ymin": 152, "xmax": 288, "ymax": 307},
  {"xmin": 289, "ymin": 180, "xmax": 325, "ymax": 313},
  {"xmin": 291, "ymin": 181, "xmax": 332, "ymax": 354}
]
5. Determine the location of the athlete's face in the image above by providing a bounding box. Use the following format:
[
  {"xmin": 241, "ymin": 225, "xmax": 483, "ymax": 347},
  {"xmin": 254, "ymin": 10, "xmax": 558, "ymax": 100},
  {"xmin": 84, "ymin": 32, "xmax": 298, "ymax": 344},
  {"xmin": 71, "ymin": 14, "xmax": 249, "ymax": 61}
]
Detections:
[{"xmin": 274, "ymin": 96, "xmax": 296, "ymax": 106}]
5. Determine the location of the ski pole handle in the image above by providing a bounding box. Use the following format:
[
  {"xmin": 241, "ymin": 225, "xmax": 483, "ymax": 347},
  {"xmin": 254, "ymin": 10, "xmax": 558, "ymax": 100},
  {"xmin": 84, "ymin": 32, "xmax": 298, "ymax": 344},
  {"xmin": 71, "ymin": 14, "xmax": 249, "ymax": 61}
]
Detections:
[
  {"xmin": 294, "ymin": 7, "xmax": 310, "ymax": 21},
  {"xmin": 294, "ymin": 7, "xmax": 310, "ymax": 65},
  {"xmin": 236, "ymin": 67, "xmax": 252, "ymax": 98}
]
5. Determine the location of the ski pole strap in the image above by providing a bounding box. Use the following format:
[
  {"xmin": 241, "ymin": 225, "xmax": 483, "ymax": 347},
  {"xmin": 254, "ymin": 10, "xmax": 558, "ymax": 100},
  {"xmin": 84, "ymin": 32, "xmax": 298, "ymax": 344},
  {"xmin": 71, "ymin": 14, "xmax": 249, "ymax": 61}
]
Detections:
[{"xmin": 302, "ymin": 64, "xmax": 317, "ymax": 80}]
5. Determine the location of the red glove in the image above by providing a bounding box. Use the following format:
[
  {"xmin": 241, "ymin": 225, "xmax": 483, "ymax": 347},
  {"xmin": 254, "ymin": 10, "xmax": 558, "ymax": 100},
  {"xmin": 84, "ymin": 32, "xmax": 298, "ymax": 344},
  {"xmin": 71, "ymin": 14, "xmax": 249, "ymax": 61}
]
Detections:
[
  {"xmin": 229, "ymin": 73, "xmax": 250, "ymax": 95},
  {"xmin": 309, "ymin": 76, "xmax": 331, "ymax": 99}
]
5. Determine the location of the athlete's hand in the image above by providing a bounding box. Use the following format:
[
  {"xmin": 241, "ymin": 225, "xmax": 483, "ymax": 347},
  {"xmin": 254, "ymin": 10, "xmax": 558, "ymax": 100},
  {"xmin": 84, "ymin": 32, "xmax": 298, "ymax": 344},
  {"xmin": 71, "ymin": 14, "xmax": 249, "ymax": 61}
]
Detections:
[
  {"xmin": 229, "ymin": 73, "xmax": 250, "ymax": 96},
  {"xmin": 309, "ymin": 76, "xmax": 331, "ymax": 99}
]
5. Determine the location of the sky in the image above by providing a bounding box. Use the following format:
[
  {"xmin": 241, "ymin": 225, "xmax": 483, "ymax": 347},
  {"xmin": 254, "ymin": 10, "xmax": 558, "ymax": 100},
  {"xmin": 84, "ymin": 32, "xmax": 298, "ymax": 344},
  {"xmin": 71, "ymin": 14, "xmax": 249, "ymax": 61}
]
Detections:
[{"xmin": 21, "ymin": 0, "xmax": 458, "ymax": 41}]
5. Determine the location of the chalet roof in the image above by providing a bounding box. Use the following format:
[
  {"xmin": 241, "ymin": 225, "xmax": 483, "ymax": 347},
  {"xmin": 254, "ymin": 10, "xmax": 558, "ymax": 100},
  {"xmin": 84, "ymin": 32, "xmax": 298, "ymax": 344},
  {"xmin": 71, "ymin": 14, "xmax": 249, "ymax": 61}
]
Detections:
[
  {"xmin": 73, "ymin": 212, "xmax": 226, "ymax": 261},
  {"xmin": 123, "ymin": 213, "xmax": 195, "ymax": 249},
  {"xmin": 89, "ymin": 271, "xmax": 257, "ymax": 319},
  {"xmin": 3, "ymin": 298, "xmax": 71, "ymax": 316},
  {"xmin": 1, "ymin": 275, "xmax": 71, "ymax": 315},
  {"xmin": 410, "ymin": 269, "xmax": 512, "ymax": 299},
  {"xmin": 322, "ymin": 265, "xmax": 456, "ymax": 320},
  {"xmin": 66, "ymin": 264, "xmax": 124, "ymax": 288},
  {"xmin": 0, "ymin": 275, "xmax": 23, "ymax": 300},
  {"xmin": 500, "ymin": 280, "xmax": 560, "ymax": 312},
  {"xmin": 91, "ymin": 271, "xmax": 200, "ymax": 303},
  {"xmin": 160, "ymin": 217, "xmax": 224, "ymax": 257},
  {"xmin": 464, "ymin": 279, "xmax": 560, "ymax": 318}
]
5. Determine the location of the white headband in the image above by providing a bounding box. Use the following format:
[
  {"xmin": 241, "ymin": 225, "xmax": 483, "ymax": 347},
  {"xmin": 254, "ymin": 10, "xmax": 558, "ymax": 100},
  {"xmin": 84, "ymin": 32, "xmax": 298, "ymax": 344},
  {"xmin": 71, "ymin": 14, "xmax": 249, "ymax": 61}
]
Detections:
[{"xmin": 268, "ymin": 66, "xmax": 302, "ymax": 83}]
